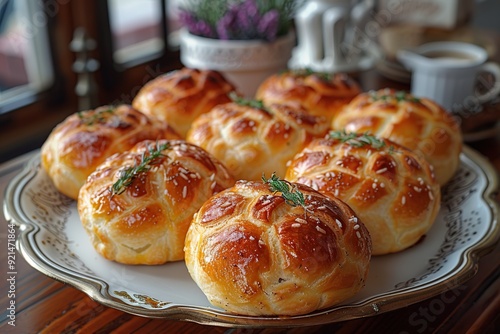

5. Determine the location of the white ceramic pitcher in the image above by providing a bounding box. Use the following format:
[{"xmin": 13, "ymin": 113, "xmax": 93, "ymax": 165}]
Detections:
[{"xmin": 289, "ymin": 0, "xmax": 373, "ymax": 72}]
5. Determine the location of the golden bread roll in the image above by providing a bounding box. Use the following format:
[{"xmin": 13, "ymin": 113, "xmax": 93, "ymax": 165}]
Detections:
[
  {"xmin": 132, "ymin": 68, "xmax": 236, "ymax": 137},
  {"xmin": 285, "ymin": 131, "xmax": 441, "ymax": 255},
  {"xmin": 186, "ymin": 99, "xmax": 330, "ymax": 181},
  {"xmin": 184, "ymin": 177, "xmax": 371, "ymax": 316},
  {"xmin": 41, "ymin": 104, "xmax": 180, "ymax": 200},
  {"xmin": 255, "ymin": 69, "xmax": 362, "ymax": 124},
  {"xmin": 78, "ymin": 139, "xmax": 235, "ymax": 265},
  {"xmin": 332, "ymin": 89, "xmax": 462, "ymax": 185}
]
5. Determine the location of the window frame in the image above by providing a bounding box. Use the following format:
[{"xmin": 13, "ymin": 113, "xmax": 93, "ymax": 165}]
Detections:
[{"xmin": 0, "ymin": 0, "xmax": 181, "ymax": 163}]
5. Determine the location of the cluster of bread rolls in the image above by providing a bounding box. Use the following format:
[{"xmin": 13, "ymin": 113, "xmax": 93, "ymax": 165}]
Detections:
[{"xmin": 39, "ymin": 65, "xmax": 463, "ymax": 317}]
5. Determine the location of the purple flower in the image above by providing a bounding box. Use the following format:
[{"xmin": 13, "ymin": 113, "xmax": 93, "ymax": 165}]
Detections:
[
  {"xmin": 237, "ymin": 0, "xmax": 260, "ymax": 34},
  {"xmin": 257, "ymin": 10, "xmax": 280, "ymax": 41},
  {"xmin": 195, "ymin": 20, "xmax": 215, "ymax": 38},
  {"xmin": 178, "ymin": 10, "xmax": 215, "ymax": 38},
  {"xmin": 178, "ymin": 0, "xmax": 295, "ymax": 40},
  {"xmin": 178, "ymin": 10, "xmax": 197, "ymax": 30},
  {"xmin": 216, "ymin": 5, "xmax": 239, "ymax": 40}
]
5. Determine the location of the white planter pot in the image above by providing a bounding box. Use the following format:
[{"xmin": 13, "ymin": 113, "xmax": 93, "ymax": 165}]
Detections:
[{"xmin": 180, "ymin": 29, "xmax": 295, "ymax": 97}]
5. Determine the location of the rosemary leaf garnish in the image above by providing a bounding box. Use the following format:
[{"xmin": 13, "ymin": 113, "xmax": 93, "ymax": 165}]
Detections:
[
  {"xmin": 111, "ymin": 142, "xmax": 169, "ymax": 195},
  {"xmin": 369, "ymin": 90, "xmax": 420, "ymax": 103},
  {"xmin": 290, "ymin": 68, "xmax": 331, "ymax": 81},
  {"xmin": 262, "ymin": 173, "xmax": 307, "ymax": 209},
  {"xmin": 78, "ymin": 107, "xmax": 115, "ymax": 126},
  {"xmin": 329, "ymin": 130, "xmax": 386, "ymax": 150},
  {"xmin": 229, "ymin": 91, "xmax": 270, "ymax": 113}
]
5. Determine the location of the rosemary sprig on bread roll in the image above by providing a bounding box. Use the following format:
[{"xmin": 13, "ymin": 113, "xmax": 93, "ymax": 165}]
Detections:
[{"xmin": 111, "ymin": 142, "xmax": 169, "ymax": 195}]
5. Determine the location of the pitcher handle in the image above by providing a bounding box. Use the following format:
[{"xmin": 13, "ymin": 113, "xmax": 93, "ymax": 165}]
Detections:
[{"xmin": 476, "ymin": 62, "xmax": 500, "ymax": 104}]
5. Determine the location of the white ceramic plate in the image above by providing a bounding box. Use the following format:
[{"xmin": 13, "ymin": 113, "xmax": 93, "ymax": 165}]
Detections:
[{"xmin": 4, "ymin": 146, "xmax": 499, "ymax": 328}]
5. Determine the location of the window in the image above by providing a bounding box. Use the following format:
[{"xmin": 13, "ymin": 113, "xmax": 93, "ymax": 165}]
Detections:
[
  {"xmin": 107, "ymin": 0, "xmax": 165, "ymax": 66},
  {"xmin": 0, "ymin": 0, "xmax": 180, "ymax": 162},
  {"xmin": 0, "ymin": 0, "xmax": 54, "ymax": 114}
]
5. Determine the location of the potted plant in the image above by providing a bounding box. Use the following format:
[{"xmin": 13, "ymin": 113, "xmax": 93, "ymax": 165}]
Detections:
[{"xmin": 177, "ymin": 0, "xmax": 299, "ymax": 97}]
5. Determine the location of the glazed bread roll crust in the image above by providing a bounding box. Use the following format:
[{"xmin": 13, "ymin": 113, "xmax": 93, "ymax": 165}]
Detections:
[
  {"xmin": 41, "ymin": 104, "xmax": 180, "ymax": 200},
  {"xmin": 255, "ymin": 69, "xmax": 362, "ymax": 124},
  {"xmin": 332, "ymin": 89, "xmax": 462, "ymax": 185},
  {"xmin": 78, "ymin": 140, "xmax": 235, "ymax": 265},
  {"xmin": 285, "ymin": 133, "xmax": 441, "ymax": 255},
  {"xmin": 184, "ymin": 180, "xmax": 371, "ymax": 316},
  {"xmin": 132, "ymin": 68, "xmax": 236, "ymax": 137},
  {"xmin": 186, "ymin": 102, "xmax": 330, "ymax": 181}
]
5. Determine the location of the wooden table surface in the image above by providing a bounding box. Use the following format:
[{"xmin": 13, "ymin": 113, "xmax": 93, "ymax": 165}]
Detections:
[{"xmin": 1, "ymin": 67, "xmax": 499, "ymax": 333}]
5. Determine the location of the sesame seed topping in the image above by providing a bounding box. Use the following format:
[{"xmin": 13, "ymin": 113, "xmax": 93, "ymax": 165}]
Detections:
[
  {"xmin": 429, "ymin": 191, "xmax": 434, "ymax": 201},
  {"xmin": 209, "ymin": 173, "xmax": 215, "ymax": 181},
  {"xmin": 380, "ymin": 182, "xmax": 385, "ymax": 188},
  {"xmin": 349, "ymin": 216, "xmax": 358, "ymax": 223},
  {"xmin": 179, "ymin": 173, "xmax": 189, "ymax": 180},
  {"xmin": 334, "ymin": 189, "xmax": 339, "ymax": 197},
  {"xmin": 220, "ymin": 201, "xmax": 232, "ymax": 208},
  {"xmin": 356, "ymin": 231, "xmax": 362, "ymax": 238},
  {"xmin": 295, "ymin": 217, "xmax": 308, "ymax": 224},
  {"xmin": 291, "ymin": 223, "xmax": 301, "ymax": 228},
  {"xmin": 182, "ymin": 186, "xmax": 187, "ymax": 198},
  {"xmin": 316, "ymin": 225, "xmax": 327, "ymax": 234},
  {"xmin": 372, "ymin": 182, "xmax": 377, "ymax": 189},
  {"xmin": 354, "ymin": 224, "xmax": 360, "ymax": 230},
  {"xmin": 376, "ymin": 167, "xmax": 387, "ymax": 174},
  {"xmin": 414, "ymin": 186, "xmax": 422, "ymax": 192},
  {"xmin": 335, "ymin": 219, "xmax": 343, "ymax": 229},
  {"xmin": 210, "ymin": 181, "xmax": 216, "ymax": 189},
  {"xmin": 402, "ymin": 195, "xmax": 406, "ymax": 205}
]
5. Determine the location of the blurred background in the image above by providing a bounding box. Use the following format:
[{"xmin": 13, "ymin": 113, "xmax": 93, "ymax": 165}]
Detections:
[{"xmin": 0, "ymin": 0, "xmax": 499, "ymax": 162}]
